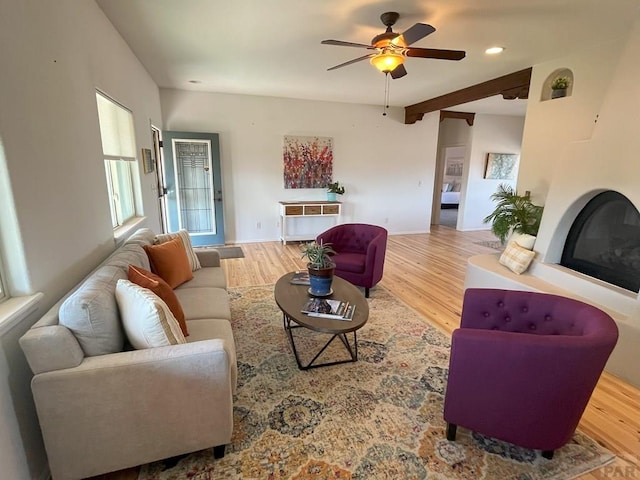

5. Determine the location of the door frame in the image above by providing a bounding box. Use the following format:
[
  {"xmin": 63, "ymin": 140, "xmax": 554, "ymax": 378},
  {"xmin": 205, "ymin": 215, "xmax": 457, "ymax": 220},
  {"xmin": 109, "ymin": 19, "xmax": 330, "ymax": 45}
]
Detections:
[{"xmin": 161, "ymin": 130, "xmax": 225, "ymax": 245}]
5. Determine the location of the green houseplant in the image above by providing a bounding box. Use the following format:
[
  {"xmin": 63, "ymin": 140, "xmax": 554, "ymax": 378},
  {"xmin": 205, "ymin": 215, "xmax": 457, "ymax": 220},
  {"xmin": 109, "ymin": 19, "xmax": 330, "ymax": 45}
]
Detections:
[
  {"xmin": 483, "ymin": 184, "xmax": 544, "ymax": 245},
  {"xmin": 301, "ymin": 240, "xmax": 336, "ymax": 296},
  {"xmin": 326, "ymin": 181, "xmax": 345, "ymax": 202}
]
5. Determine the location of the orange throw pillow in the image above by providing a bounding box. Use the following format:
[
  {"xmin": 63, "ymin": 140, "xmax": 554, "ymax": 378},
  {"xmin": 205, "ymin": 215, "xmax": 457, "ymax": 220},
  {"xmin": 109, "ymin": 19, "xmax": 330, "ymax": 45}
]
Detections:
[
  {"xmin": 128, "ymin": 265, "xmax": 188, "ymax": 336},
  {"xmin": 143, "ymin": 237, "xmax": 194, "ymax": 288}
]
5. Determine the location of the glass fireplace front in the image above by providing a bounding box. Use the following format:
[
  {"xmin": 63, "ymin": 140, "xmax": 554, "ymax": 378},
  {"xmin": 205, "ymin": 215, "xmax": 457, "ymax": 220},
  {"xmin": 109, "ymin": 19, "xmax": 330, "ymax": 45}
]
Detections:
[{"xmin": 561, "ymin": 191, "xmax": 640, "ymax": 292}]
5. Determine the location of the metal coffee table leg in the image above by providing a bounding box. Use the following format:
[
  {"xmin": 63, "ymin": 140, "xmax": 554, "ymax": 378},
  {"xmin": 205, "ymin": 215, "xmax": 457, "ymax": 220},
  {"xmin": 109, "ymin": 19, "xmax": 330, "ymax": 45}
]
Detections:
[{"xmin": 283, "ymin": 313, "xmax": 358, "ymax": 370}]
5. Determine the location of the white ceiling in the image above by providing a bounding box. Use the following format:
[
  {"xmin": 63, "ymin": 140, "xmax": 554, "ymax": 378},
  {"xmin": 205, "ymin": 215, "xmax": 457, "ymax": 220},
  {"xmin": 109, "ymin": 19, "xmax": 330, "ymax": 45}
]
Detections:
[{"xmin": 96, "ymin": 0, "xmax": 640, "ymax": 115}]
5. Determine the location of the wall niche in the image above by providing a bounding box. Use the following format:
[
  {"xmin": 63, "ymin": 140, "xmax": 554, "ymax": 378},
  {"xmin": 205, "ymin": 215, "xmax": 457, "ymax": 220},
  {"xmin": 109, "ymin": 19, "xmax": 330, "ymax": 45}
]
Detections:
[{"xmin": 541, "ymin": 68, "xmax": 574, "ymax": 101}]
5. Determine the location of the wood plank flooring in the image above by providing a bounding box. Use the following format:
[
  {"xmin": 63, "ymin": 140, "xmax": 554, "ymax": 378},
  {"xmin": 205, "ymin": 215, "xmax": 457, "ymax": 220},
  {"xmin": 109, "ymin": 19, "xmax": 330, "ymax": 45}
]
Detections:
[{"xmin": 94, "ymin": 226, "xmax": 639, "ymax": 480}]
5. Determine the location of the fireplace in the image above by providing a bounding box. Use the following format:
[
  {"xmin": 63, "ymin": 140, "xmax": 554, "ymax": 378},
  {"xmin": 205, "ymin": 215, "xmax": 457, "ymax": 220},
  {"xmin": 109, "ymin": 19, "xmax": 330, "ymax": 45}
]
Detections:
[{"xmin": 561, "ymin": 191, "xmax": 640, "ymax": 293}]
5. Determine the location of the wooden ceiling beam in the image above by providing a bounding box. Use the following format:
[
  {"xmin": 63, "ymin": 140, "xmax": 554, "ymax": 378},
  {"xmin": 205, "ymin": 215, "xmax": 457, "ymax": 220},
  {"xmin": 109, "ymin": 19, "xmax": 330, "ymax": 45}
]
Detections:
[
  {"xmin": 404, "ymin": 67, "xmax": 532, "ymax": 124},
  {"xmin": 440, "ymin": 110, "xmax": 475, "ymax": 126}
]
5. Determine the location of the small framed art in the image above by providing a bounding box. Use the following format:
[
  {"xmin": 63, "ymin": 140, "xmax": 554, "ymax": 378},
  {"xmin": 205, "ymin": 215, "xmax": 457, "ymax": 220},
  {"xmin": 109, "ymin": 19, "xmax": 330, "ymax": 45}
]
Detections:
[
  {"xmin": 142, "ymin": 148, "xmax": 154, "ymax": 174},
  {"xmin": 484, "ymin": 153, "xmax": 519, "ymax": 180}
]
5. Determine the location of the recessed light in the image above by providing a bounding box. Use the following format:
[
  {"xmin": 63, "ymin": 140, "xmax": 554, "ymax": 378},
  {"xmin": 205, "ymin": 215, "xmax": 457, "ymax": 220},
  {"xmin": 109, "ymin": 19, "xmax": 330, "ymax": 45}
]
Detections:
[{"xmin": 485, "ymin": 46, "xmax": 505, "ymax": 55}]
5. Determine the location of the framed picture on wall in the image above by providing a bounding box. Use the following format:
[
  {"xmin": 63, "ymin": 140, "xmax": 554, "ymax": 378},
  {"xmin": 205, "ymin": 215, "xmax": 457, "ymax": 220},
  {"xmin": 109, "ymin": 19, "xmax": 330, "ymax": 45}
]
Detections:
[
  {"xmin": 444, "ymin": 157, "xmax": 463, "ymax": 177},
  {"xmin": 485, "ymin": 153, "xmax": 519, "ymax": 179},
  {"xmin": 142, "ymin": 148, "xmax": 154, "ymax": 174},
  {"xmin": 282, "ymin": 135, "xmax": 333, "ymax": 188}
]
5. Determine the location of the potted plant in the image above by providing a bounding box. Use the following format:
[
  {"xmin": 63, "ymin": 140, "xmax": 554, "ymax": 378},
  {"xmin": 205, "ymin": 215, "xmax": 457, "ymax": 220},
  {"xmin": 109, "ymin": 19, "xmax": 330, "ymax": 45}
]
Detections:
[
  {"xmin": 301, "ymin": 240, "xmax": 336, "ymax": 296},
  {"xmin": 483, "ymin": 184, "xmax": 544, "ymax": 245},
  {"xmin": 326, "ymin": 181, "xmax": 345, "ymax": 202},
  {"xmin": 551, "ymin": 76, "xmax": 570, "ymax": 99}
]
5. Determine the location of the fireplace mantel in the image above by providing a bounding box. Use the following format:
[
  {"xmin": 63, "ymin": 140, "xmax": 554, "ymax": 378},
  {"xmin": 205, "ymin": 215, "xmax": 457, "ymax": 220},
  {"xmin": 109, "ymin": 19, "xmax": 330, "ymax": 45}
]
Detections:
[{"xmin": 466, "ymin": 253, "xmax": 640, "ymax": 388}]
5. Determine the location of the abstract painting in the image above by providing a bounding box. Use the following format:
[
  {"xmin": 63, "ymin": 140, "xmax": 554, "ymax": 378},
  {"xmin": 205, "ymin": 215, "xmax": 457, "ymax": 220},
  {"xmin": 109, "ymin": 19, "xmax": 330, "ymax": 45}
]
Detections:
[
  {"xmin": 485, "ymin": 153, "xmax": 519, "ymax": 180},
  {"xmin": 283, "ymin": 135, "xmax": 333, "ymax": 188}
]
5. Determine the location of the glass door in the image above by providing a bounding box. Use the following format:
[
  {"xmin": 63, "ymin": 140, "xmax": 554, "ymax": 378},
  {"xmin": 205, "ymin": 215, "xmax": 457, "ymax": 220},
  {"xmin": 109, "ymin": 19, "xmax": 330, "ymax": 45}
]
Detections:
[{"xmin": 162, "ymin": 131, "xmax": 224, "ymax": 245}]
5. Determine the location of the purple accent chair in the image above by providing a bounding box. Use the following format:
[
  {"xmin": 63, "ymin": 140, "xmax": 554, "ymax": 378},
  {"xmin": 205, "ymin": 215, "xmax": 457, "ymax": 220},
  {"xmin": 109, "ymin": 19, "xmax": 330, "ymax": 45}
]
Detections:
[
  {"xmin": 316, "ymin": 223, "xmax": 388, "ymax": 298},
  {"xmin": 444, "ymin": 288, "xmax": 618, "ymax": 459}
]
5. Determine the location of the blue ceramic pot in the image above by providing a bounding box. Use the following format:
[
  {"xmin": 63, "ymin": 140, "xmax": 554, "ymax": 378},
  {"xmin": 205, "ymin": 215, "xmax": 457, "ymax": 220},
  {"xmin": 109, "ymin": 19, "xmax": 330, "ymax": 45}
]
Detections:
[{"xmin": 308, "ymin": 264, "xmax": 335, "ymax": 296}]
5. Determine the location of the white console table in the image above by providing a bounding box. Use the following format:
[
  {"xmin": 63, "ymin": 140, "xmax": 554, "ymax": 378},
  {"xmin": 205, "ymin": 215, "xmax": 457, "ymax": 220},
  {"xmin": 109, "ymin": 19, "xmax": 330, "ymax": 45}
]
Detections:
[{"xmin": 279, "ymin": 201, "xmax": 341, "ymax": 244}]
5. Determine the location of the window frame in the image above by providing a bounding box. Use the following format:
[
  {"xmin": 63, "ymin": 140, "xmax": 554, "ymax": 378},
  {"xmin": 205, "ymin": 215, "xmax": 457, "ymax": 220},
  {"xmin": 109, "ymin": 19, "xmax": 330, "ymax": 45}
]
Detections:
[
  {"xmin": 95, "ymin": 91, "xmax": 141, "ymax": 229},
  {"xmin": 0, "ymin": 257, "xmax": 6, "ymax": 303},
  {"xmin": 104, "ymin": 158, "xmax": 136, "ymax": 227}
]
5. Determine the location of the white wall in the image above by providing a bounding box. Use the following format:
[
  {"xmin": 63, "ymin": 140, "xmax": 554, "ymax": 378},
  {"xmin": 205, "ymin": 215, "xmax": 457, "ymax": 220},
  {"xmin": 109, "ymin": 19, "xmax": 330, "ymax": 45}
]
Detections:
[
  {"xmin": 484, "ymin": 15, "xmax": 640, "ymax": 387},
  {"xmin": 458, "ymin": 114, "xmax": 525, "ymax": 231},
  {"xmin": 160, "ymin": 90, "xmax": 441, "ymax": 243},
  {"xmin": 517, "ymin": 33, "xmax": 630, "ymax": 206},
  {"xmin": 0, "ymin": 1, "xmax": 163, "ymax": 478},
  {"xmin": 437, "ymin": 117, "xmax": 470, "ymax": 147}
]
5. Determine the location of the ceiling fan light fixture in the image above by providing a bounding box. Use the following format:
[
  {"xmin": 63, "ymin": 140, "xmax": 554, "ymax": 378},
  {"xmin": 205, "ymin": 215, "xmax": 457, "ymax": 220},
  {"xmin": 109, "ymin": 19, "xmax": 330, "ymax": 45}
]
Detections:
[{"xmin": 370, "ymin": 51, "xmax": 404, "ymax": 73}]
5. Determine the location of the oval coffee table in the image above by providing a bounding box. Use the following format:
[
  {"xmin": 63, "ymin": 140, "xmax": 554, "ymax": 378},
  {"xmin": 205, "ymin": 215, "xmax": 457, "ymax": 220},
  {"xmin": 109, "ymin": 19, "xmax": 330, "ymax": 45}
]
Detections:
[{"xmin": 274, "ymin": 272, "xmax": 369, "ymax": 370}]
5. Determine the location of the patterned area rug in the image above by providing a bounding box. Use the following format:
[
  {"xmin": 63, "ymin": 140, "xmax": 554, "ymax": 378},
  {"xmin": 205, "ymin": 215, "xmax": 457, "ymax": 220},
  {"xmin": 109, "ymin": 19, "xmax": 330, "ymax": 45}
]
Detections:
[
  {"xmin": 138, "ymin": 285, "xmax": 615, "ymax": 480},
  {"xmin": 473, "ymin": 240, "xmax": 504, "ymax": 251}
]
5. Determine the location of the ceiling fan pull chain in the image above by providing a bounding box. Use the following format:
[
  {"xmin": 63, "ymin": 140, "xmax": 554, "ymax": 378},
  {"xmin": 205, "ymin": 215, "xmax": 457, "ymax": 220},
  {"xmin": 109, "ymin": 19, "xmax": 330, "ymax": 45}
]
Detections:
[{"xmin": 383, "ymin": 73, "xmax": 390, "ymax": 116}]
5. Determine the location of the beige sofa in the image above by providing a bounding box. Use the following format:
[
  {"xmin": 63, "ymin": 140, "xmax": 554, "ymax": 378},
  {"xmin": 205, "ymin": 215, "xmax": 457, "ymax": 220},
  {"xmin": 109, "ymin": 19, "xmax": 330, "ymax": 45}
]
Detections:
[{"xmin": 19, "ymin": 228, "xmax": 237, "ymax": 480}]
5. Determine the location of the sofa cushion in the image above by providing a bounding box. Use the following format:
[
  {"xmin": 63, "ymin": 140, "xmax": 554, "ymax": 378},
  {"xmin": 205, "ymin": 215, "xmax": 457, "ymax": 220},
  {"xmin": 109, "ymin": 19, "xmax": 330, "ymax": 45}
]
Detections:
[
  {"xmin": 187, "ymin": 318, "xmax": 237, "ymax": 392},
  {"xmin": 106, "ymin": 243, "xmax": 150, "ymax": 272},
  {"xmin": 175, "ymin": 287, "xmax": 231, "ymax": 321},
  {"xmin": 124, "ymin": 228, "xmax": 156, "ymax": 247},
  {"xmin": 59, "ymin": 265, "xmax": 126, "ymax": 356},
  {"xmin": 19, "ymin": 325, "xmax": 85, "ymax": 375},
  {"xmin": 144, "ymin": 237, "xmax": 194, "ymax": 288},
  {"xmin": 175, "ymin": 266, "xmax": 227, "ymax": 290},
  {"xmin": 128, "ymin": 265, "xmax": 188, "ymax": 336},
  {"xmin": 155, "ymin": 229, "xmax": 202, "ymax": 271},
  {"xmin": 115, "ymin": 279, "xmax": 186, "ymax": 349}
]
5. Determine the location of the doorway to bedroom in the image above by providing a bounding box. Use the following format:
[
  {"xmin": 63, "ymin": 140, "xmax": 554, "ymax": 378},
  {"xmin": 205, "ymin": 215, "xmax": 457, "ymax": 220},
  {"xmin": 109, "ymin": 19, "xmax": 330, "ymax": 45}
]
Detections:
[{"xmin": 437, "ymin": 146, "xmax": 465, "ymax": 228}]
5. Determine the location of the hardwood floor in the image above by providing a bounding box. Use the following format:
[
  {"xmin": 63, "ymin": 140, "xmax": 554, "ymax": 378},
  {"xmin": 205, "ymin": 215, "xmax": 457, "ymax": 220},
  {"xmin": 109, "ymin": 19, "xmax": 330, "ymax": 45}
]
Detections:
[{"xmin": 95, "ymin": 226, "xmax": 639, "ymax": 480}]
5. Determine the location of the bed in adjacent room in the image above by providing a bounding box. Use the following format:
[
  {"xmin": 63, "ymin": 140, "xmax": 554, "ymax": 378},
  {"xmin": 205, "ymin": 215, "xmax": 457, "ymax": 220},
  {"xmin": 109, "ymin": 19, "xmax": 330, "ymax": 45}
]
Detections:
[{"xmin": 441, "ymin": 184, "xmax": 460, "ymax": 208}]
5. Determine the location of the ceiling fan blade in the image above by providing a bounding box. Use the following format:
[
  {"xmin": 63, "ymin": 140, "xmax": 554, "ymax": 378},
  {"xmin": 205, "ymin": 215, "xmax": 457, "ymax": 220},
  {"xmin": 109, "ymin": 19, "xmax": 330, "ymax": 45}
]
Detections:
[
  {"xmin": 327, "ymin": 54, "xmax": 375, "ymax": 71},
  {"xmin": 390, "ymin": 64, "xmax": 407, "ymax": 79},
  {"xmin": 406, "ymin": 47, "xmax": 466, "ymax": 61},
  {"xmin": 321, "ymin": 39, "xmax": 375, "ymax": 49},
  {"xmin": 395, "ymin": 23, "xmax": 435, "ymax": 46}
]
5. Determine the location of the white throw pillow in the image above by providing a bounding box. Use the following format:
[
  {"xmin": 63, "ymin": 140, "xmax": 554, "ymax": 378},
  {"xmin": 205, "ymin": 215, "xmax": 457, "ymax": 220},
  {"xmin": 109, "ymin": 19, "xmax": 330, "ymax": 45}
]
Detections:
[
  {"xmin": 155, "ymin": 229, "xmax": 202, "ymax": 271},
  {"xmin": 510, "ymin": 232, "xmax": 537, "ymax": 250},
  {"xmin": 115, "ymin": 279, "xmax": 186, "ymax": 349}
]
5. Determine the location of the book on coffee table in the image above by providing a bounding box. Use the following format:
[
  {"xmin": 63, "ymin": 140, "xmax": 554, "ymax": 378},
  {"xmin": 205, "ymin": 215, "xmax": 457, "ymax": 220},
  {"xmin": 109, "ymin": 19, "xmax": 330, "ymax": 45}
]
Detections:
[
  {"xmin": 301, "ymin": 298, "xmax": 354, "ymax": 320},
  {"xmin": 290, "ymin": 270, "xmax": 310, "ymax": 285}
]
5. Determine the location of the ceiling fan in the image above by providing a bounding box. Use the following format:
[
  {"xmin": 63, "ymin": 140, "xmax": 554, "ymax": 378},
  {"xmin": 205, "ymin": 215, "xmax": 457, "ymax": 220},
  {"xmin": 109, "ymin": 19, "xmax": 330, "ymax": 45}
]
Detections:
[{"xmin": 321, "ymin": 12, "xmax": 466, "ymax": 79}]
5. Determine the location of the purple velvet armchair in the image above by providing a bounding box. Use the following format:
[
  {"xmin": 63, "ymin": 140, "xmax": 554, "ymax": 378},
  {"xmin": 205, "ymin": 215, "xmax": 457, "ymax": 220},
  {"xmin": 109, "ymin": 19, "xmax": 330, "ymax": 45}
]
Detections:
[
  {"xmin": 443, "ymin": 288, "xmax": 618, "ymax": 459},
  {"xmin": 316, "ymin": 223, "xmax": 388, "ymax": 298}
]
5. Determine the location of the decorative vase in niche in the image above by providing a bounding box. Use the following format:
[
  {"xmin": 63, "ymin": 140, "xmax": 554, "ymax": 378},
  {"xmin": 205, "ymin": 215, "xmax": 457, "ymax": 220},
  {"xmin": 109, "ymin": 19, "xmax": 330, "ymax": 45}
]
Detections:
[
  {"xmin": 551, "ymin": 88, "xmax": 567, "ymax": 99},
  {"xmin": 327, "ymin": 192, "xmax": 337, "ymax": 202},
  {"xmin": 307, "ymin": 264, "xmax": 335, "ymax": 296}
]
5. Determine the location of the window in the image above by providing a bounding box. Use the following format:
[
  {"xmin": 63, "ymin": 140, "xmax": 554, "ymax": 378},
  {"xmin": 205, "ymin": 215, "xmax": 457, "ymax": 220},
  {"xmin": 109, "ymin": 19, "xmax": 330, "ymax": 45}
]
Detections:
[
  {"xmin": 96, "ymin": 92, "xmax": 139, "ymax": 228},
  {"xmin": 0, "ymin": 258, "xmax": 6, "ymax": 303}
]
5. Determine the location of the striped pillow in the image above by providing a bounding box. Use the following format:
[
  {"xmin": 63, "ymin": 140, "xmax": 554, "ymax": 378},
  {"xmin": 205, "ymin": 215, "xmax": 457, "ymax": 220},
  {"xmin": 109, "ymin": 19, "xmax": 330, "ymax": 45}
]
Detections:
[
  {"xmin": 155, "ymin": 229, "xmax": 201, "ymax": 271},
  {"xmin": 499, "ymin": 241, "xmax": 536, "ymax": 274}
]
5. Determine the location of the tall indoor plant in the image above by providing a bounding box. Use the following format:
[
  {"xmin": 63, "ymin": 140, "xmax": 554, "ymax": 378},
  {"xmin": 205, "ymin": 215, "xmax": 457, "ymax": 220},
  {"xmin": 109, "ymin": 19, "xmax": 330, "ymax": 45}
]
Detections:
[
  {"xmin": 483, "ymin": 184, "xmax": 544, "ymax": 245},
  {"xmin": 301, "ymin": 240, "xmax": 336, "ymax": 296}
]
